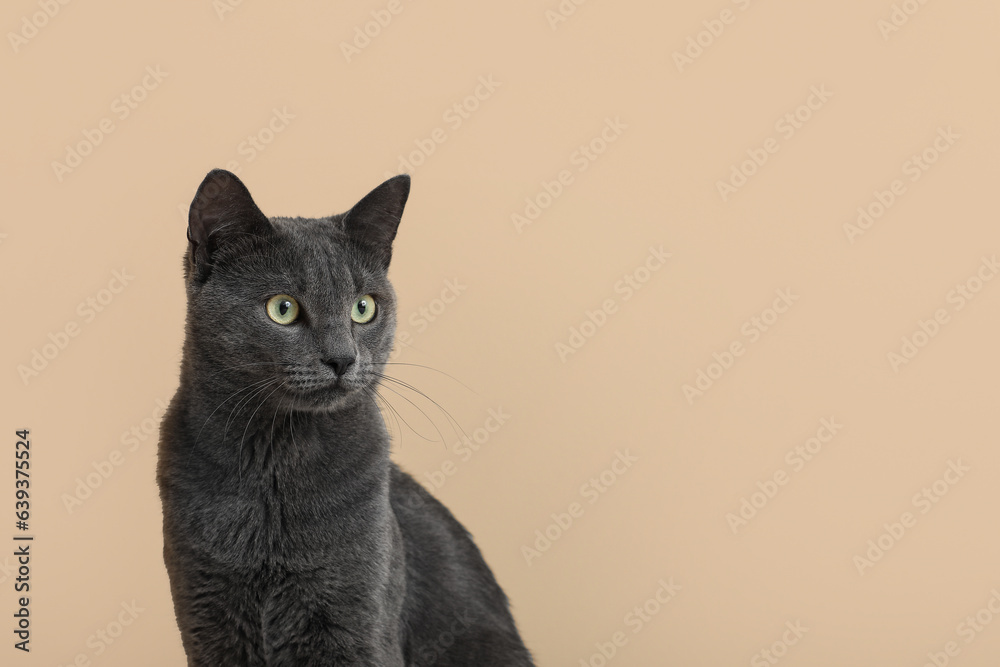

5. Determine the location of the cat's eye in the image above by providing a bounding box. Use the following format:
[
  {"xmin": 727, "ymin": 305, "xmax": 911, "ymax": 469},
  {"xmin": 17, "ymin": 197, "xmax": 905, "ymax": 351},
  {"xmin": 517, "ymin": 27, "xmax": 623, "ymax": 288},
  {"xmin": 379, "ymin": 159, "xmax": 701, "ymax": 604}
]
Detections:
[
  {"xmin": 266, "ymin": 295, "xmax": 300, "ymax": 325},
  {"xmin": 351, "ymin": 295, "xmax": 377, "ymax": 324}
]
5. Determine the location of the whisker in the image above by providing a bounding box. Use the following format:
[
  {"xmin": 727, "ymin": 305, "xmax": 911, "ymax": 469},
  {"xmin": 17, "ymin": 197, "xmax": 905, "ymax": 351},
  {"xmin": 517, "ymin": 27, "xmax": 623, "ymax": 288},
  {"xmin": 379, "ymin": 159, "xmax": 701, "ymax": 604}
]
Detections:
[
  {"xmin": 375, "ymin": 362, "xmax": 479, "ymax": 396},
  {"xmin": 186, "ymin": 376, "xmax": 275, "ymax": 472},
  {"xmin": 264, "ymin": 401, "xmax": 282, "ymax": 470},
  {"xmin": 373, "ymin": 373, "xmax": 469, "ymax": 443},
  {"xmin": 288, "ymin": 408, "xmax": 298, "ymax": 454},
  {"xmin": 373, "ymin": 385, "xmax": 424, "ymax": 446},
  {"xmin": 193, "ymin": 361, "xmax": 294, "ymax": 382},
  {"xmin": 223, "ymin": 380, "xmax": 279, "ymax": 450},
  {"xmin": 375, "ymin": 382, "xmax": 445, "ymax": 445},
  {"xmin": 362, "ymin": 387, "xmax": 396, "ymax": 443},
  {"xmin": 195, "ymin": 375, "xmax": 276, "ymax": 445},
  {"xmin": 238, "ymin": 381, "xmax": 286, "ymax": 484}
]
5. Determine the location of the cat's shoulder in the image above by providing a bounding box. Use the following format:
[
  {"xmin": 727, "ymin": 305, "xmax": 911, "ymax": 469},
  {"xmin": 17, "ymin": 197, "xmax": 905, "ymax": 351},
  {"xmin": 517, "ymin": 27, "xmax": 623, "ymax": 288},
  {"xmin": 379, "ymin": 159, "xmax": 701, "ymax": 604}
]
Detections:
[{"xmin": 388, "ymin": 463, "xmax": 470, "ymax": 536}]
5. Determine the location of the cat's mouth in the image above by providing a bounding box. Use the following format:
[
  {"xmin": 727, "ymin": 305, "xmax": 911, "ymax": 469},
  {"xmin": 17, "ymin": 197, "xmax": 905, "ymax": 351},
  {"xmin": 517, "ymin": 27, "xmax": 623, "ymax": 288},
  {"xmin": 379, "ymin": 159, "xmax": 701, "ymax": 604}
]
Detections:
[{"xmin": 283, "ymin": 374, "xmax": 365, "ymax": 411}]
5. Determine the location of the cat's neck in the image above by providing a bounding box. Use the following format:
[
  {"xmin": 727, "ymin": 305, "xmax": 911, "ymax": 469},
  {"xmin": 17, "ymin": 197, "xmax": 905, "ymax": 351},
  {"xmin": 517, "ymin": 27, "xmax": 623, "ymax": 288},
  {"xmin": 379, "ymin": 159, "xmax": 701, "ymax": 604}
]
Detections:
[
  {"xmin": 162, "ymin": 370, "xmax": 398, "ymax": 565},
  {"xmin": 172, "ymin": 364, "xmax": 392, "ymax": 487}
]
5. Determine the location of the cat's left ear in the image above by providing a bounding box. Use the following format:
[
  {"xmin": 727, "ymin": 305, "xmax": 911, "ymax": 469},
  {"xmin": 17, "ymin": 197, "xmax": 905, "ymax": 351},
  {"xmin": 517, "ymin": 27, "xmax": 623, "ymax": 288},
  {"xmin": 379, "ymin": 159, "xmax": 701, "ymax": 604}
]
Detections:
[{"xmin": 342, "ymin": 175, "xmax": 410, "ymax": 269}]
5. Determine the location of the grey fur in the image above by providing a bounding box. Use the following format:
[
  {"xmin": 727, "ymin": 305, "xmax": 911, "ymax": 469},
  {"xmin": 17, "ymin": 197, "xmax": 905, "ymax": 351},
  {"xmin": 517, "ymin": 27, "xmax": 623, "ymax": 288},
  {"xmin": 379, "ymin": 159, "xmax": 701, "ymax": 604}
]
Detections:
[{"xmin": 157, "ymin": 170, "xmax": 534, "ymax": 666}]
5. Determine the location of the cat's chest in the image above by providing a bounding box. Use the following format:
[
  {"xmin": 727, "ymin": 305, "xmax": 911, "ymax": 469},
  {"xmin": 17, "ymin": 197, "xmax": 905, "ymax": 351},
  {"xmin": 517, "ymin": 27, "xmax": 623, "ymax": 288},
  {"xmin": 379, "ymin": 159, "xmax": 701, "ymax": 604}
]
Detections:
[
  {"xmin": 188, "ymin": 468, "xmax": 384, "ymax": 569},
  {"xmin": 165, "ymin": 413, "xmax": 390, "ymax": 565},
  {"xmin": 187, "ymin": 476, "xmax": 326, "ymax": 563}
]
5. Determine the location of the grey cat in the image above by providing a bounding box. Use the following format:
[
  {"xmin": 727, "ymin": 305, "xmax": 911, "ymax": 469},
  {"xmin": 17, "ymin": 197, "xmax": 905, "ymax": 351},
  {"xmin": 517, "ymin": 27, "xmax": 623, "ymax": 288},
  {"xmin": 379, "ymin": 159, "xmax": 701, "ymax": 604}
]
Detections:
[{"xmin": 156, "ymin": 170, "xmax": 534, "ymax": 666}]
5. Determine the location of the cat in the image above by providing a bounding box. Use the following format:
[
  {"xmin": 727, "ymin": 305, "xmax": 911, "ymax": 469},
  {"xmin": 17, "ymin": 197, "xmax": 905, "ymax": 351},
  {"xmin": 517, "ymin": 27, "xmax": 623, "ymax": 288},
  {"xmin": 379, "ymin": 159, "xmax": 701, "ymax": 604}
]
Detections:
[{"xmin": 156, "ymin": 169, "xmax": 535, "ymax": 667}]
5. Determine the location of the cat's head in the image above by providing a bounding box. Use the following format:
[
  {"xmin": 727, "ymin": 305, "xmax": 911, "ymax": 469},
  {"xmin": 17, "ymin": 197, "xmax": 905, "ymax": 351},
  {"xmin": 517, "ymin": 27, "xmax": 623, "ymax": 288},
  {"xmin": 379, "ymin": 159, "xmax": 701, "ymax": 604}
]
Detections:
[{"xmin": 183, "ymin": 169, "xmax": 409, "ymax": 412}]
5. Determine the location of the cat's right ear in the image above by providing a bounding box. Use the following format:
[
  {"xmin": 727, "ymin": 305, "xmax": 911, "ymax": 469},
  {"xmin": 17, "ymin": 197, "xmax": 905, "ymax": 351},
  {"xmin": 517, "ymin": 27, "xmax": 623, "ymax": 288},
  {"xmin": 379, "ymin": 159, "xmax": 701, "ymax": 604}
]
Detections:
[
  {"xmin": 187, "ymin": 169, "xmax": 272, "ymax": 281},
  {"xmin": 341, "ymin": 175, "xmax": 410, "ymax": 270}
]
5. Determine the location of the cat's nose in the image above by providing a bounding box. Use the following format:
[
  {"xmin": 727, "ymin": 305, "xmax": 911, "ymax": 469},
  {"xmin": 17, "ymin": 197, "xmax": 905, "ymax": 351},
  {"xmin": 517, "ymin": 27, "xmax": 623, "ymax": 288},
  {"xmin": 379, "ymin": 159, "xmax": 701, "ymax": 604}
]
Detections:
[{"xmin": 324, "ymin": 356, "xmax": 356, "ymax": 377}]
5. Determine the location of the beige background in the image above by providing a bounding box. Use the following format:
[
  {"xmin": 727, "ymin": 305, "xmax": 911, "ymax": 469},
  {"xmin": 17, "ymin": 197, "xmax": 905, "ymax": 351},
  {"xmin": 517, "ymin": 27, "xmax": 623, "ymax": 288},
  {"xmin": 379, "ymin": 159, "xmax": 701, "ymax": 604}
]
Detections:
[{"xmin": 3, "ymin": 0, "xmax": 1000, "ymax": 665}]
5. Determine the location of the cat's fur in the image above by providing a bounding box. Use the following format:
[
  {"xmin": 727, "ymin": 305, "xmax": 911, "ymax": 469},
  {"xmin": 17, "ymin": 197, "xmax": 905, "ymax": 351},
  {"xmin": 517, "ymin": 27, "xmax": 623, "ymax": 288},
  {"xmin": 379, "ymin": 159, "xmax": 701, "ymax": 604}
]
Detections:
[{"xmin": 156, "ymin": 170, "xmax": 534, "ymax": 666}]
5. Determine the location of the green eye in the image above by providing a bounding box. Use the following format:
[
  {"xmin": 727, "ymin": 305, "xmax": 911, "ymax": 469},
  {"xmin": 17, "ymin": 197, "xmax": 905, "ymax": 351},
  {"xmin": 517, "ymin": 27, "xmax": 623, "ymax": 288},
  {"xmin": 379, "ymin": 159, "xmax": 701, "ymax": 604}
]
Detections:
[
  {"xmin": 266, "ymin": 295, "xmax": 300, "ymax": 325},
  {"xmin": 351, "ymin": 294, "xmax": 377, "ymax": 324}
]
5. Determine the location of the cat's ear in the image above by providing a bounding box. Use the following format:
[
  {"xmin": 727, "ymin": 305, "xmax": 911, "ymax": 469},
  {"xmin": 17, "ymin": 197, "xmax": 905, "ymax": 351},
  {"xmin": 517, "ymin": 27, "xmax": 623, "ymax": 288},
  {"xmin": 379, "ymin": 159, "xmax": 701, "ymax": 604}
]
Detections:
[
  {"xmin": 342, "ymin": 175, "xmax": 410, "ymax": 269},
  {"xmin": 187, "ymin": 169, "xmax": 272, "ymax": 279}
]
